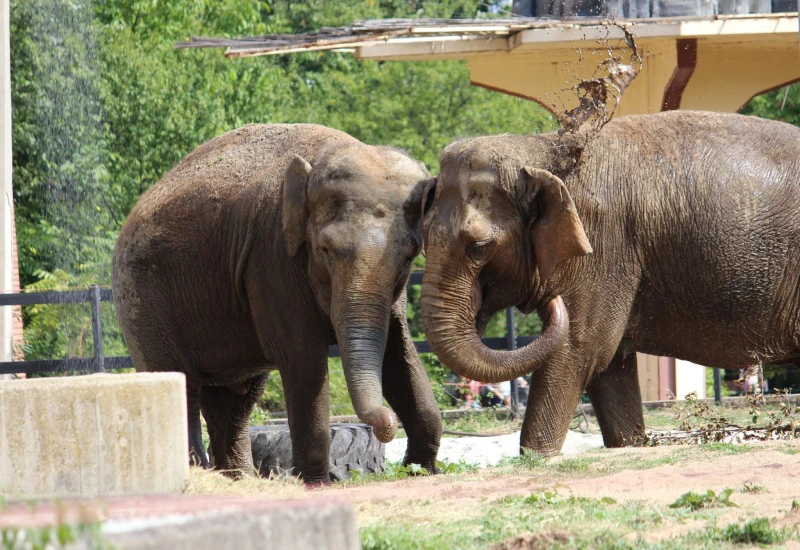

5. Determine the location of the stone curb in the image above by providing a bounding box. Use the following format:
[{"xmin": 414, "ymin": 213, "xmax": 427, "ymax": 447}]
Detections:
[{"xmin": 0, "ymin": 495, "xmax": 360, "ymax": 550}]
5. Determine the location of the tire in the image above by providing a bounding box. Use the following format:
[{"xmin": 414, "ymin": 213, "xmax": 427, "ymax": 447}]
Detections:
[{"xmin": 249, "ymin": 423, "xmax": 386, "ymax": 481}]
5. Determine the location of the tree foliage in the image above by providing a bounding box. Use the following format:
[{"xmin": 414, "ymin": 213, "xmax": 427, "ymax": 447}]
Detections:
[
  {"xmin": 10, "ymin": 0, "xmax": 554, "ymax": 407},
  {"xmin": 20, "ymin": 1, "xmax": 796, "ymax": 408}
]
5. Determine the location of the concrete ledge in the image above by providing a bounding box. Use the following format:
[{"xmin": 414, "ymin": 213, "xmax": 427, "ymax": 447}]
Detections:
[
  {"xmin": 0, "ymin": 495, "xmax": 360, "ymax": 550},
  {"xmin": 0, "ymin": 373, "xmax": 188, "ymax": 497}
]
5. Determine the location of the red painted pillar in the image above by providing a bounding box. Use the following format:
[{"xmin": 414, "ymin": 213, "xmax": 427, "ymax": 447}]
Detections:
[{"xmin": 658, "ymin": 356, "xmax": 676, "ymax": 400}]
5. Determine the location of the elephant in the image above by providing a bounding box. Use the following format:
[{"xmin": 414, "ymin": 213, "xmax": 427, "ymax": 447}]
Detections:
[
  {"xmin": 419, "ymin": 110, "xmax": 800, "ymax": 455},
  {"xmin": 112, "ymin": 123, "xmax": 442, "ymax": 483}
]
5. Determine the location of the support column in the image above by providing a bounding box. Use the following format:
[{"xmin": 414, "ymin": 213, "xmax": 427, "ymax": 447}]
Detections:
[
  {"xmin": 658, "ymin": 356, "xmax": 676, "ymax": 401},
  {"xmin": 0, "ymin": 0, "xmax": 13, "ymax": 380}
]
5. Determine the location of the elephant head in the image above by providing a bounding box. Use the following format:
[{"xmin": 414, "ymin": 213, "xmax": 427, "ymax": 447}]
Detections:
[
  {"xmin": 420, "ymin": 136, "xmax": 593, "ymax": 383},
  {"xmin": 282, "ymin": 143, "xmax": 430, "ymax": 442}
]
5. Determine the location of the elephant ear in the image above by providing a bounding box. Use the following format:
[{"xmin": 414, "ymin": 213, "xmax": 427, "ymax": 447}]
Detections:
[
  {"xmin": 522, "ymin": 167, "xmax": 593, "ymax": 281},
  {"xmin": 282, "ymin": 155, "xmax": 312, "ymax": 257}
]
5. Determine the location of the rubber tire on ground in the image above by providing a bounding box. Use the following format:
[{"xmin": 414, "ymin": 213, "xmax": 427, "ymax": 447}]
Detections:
[{"xmin": 249, "ymin": 423, "xmax": 386, "ymax": 481}]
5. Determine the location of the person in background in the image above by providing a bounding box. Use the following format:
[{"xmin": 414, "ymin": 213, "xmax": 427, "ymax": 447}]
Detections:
[{"xmin": 481, "ymin": 381, "xmax": 511, "ymax": 408}]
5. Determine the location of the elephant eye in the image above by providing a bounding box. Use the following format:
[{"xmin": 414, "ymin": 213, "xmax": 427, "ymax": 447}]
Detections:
[{"xmin": 466, "ymin": 240, "xmax": 493, "ymax": 262}]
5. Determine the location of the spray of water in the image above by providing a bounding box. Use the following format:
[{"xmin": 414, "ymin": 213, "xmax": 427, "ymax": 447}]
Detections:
[
  {"xmin": 19, "ymin": 0, "xmax": 111, "ymax": 284},
  {"xmin": 13, "ymin": 0, "xmax": 119, "ymax": 363}
]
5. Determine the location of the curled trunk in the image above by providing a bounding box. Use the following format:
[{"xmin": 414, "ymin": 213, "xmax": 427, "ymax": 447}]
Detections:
[{"xmin": 421, "ymin": 260, "xmax": 569, "ymax": 383}]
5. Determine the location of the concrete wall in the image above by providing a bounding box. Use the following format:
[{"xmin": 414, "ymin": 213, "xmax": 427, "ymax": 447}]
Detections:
[{"xmin": 0, "ymin": 373, "xmax": 188, "ymax": 497}]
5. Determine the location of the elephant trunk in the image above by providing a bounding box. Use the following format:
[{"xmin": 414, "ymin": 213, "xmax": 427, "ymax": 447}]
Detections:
[
  {"xmin": 332, "ymin": 287, "xmax": 398, "ymax": 443},
  {"xmin": 420, "ymin": 256, "xmax": 569, "ymax": 383}
]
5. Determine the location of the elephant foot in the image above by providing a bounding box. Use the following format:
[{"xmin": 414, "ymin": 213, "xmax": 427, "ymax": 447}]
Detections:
[
  {"xmin": 216, "ymin": 465, "xmax": 257, "ymax": 480},
  {"xmin": 189, "ymin": 450, "xmax": 210, "ymax": 470},
  {"xmin": 403, "ymin": 460, "xmax": 441, "ymax": 475},
  {"xmin": 604, "ymin": 426, "xmax": 648, "ymax": 448},
  {"xmin": 303, "ymin": 478, "xmax": 333, "ymax": 490},
  {"xmin": 520, "ymin": 447, "xmax": 560, "ymax": 458}
]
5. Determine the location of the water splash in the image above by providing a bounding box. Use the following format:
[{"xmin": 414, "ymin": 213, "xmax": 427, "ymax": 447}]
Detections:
[{"xmin": 17, "ymin": 0, "xmax": 110, "ymax": 284}]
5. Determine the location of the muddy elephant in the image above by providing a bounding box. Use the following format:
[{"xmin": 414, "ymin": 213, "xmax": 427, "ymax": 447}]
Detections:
[
  {"xmin": 113, "ymin": 124, "xmax": 442, "ymax": 483},
  {"xmin": 419, "ymin": 111, "xmax": 800, "ymax": 455}
]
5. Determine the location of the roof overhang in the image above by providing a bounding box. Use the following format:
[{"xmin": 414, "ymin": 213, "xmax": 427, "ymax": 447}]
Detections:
[
  {"xmin": 177, "ymin": 14, "xmax": 800, "ymax": 116},
  {"xmin": 177, "ymin": 14, "xmax": 799, "ymax": 60}
]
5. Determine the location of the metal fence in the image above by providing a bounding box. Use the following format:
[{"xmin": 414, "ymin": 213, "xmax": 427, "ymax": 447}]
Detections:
[
  {"xmin": 0, "ymin": 271, "xmax": 533, "ymax": 374},
  {"xmin": 0, "ymin": 272, "xmax": 725, "ymax": 405},
  {"xmin": 0, "ymin": 286, "xmax": 132, "ymax": 375}
]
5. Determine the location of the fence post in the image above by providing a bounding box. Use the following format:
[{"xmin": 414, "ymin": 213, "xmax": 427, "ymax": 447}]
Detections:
[
  {"xmin": 505, "ymin": 307, "xmax": 518, "ymax": 414},
  {"xmin": 713, "ymin": 368, "xmax": 721, "ymax": 404},
  {"xmin": 90, "ymin": 285, "xmax": 104, "ymax": 372}
]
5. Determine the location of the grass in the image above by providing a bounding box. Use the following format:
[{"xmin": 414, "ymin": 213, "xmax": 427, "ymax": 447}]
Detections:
[
  {"xmin": 719, "ymin": 517, "xmax": 791, "ymax": 545},
  {"xmin": 740, "ymin": 482, "xmax": 766, "ymax": 494},
  {"xmin": 344, "ymin": 460, "xmax": 478, "ymax": 485},
  {"xmin": 441, "ymin": 409, "xmax": 520, "ymax": 436},
  {"xmin": 668, "ymin": 489, "xmax": 738, "ymax": 511},
  {"xmin": 186, "ymin": 402, "xmax": 800, "ymax": 549},
  {"xmin": 358, "ymin": 487, "xmax": 794, "ymax": 550},
  {"xmin": 184, "ymin": 466, "xmax": 305, "ymax": 498},
  {"xmin": 1, "ymin": 522, "xmax": 114, "ymax": 550},
  {"xmin": 495, "ymin": 441, "xmax": 761, "ymax": 481}
]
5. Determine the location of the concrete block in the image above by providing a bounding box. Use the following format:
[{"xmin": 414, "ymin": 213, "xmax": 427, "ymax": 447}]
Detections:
[
  {"xmin": 0, "ymin": 495, "xmax": 360, "ymax": 550},
  {"xmin": 0, "ymin": 373, "xmax": 188, "ymax": 497}
]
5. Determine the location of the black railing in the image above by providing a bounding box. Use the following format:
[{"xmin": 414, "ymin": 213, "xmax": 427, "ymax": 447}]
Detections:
[
  {"xmin": 0, "ymin": 286, "xmax": 133, "ymax": 375},
  {"xmin": 0, "ymin": 272, "xmax": 533, "ymax": 378},
  {"xmin": 0, "ymin": 274, "xmax": 727, "ymax": 407}
]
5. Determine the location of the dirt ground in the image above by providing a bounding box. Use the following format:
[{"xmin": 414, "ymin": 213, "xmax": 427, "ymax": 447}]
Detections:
[{"xmin": 187, "ymin": 437, "xmax": 800, "ymax": 549}]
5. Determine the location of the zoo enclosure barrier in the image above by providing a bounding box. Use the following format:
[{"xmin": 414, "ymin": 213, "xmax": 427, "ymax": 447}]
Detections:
[
  {"xmin": 0, "ymin": 285, "xmax": 133, "ymax": 375},
  {"xmin": 0, "ymin": 273, "xmax": 725, "ymax": 406}
]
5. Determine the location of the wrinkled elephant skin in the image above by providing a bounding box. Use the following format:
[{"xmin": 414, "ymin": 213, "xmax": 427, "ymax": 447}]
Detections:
[
  {"xmin": 113, "ymin": 124, "xmax": 442, "ymax": 482},
  {"xmin": 420, "ymin": 111, "xmax": 800, "ymax": 455}
]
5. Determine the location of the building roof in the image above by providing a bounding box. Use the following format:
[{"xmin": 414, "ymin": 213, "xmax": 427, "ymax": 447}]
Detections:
[{"xmin": 175, "ymin": 13, "xmax": 799, "ymax": 59}]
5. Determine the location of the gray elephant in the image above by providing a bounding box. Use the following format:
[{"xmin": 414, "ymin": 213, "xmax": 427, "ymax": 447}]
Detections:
[
  {"xmin": 419, "ymin": 111, "xmax": 800, "ymax": 455},
  {"xmin": 112, "ymin": 124, "xmax": 442, "ymax": 483}
]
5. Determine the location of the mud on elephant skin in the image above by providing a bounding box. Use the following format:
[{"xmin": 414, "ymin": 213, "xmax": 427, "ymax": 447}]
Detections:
[
  {"xmin": 112, "ymin": 124, "xmax": 442, "ymax": 483},
  {"xmin": 420, "ymin": 111, "xmax": 800, "ymax": 456}
]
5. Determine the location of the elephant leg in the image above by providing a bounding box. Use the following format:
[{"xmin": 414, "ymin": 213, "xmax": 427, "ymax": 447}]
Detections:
[
  {"xmin": 281, "ymin": 354, "xmax": 331, "ymax": 485},
  {"xmin": 520, "ymin": 351, "xmax": 586, "ymax": 456},
  {"xmin": 586, "ymin": 350, "xmax": 644, "ymax": 447},
  {"xmin": 200, "ymin": 374, "xmax": 267, "ymax": 477},
  {"xmin": 382, "ymin": 296, "xmax": 442, "ymax": 472},
  {"xmin": 187, "ymin": 383, "xmax": 210, "ymax": 468}
]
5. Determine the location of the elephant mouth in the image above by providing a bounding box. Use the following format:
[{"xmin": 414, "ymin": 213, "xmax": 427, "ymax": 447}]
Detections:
[{"xmin": 475, "ymin": 308, "xmax": 492, "ymax": 337}]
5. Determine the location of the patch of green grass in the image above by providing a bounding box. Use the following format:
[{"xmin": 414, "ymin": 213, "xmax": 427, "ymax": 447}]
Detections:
[
  {"xmin": 498, "ymin": 448, "xmax": 550, "ymax": 469},
  {"xmin": 698, "ymin": 443, "xmax": 752, "ymax": 455},
  {"xmin": 516, "ymin": 489, "xmax": 616, "ymax": 507},
  {"xmin": 669, "ymin": 489, "xmax": 738, "ymax": 511},
  {"xmin": 740, "ymin": 482, "xmax": 765, "ymax": 494},
  {"xmin": 441, "ymin": 409, "xmax": 517, "ymax": 436},
  {"xmin": 553, "ymin": 456, "xmax": 597, "ymax": 474},
  {"xmin": 619, "ymin": 453, "xmax": 682, "ymax": 470},
  {"xmin": 359, "ymin": 485, "xmax": 752, "ymax": 550},
  {"xmin": 437, "ymin": 460, "xmax": 478, "ymax": 475},
  {"xmin": 720, "ymin": 517, "xmax": 790, "ymax": 545},
  {"xmin": 1, "ymin": 522, "xmax": 114, "ymax": 550},
  {"xmin": 344, "ymin": 459, "xmax": 477, "ymax": 485},
  {"xmin": 675, "ymin": 517, "xmax": 795, "ymax": 548},
  {"xmin": 348, "ymin": 462, "xmax": 429, "ymax": 483}
]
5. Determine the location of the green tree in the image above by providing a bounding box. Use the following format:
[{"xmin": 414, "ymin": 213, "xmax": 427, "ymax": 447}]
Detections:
[{"xmin": 11, "ymin": 0, "xmax": 555, "ymax": 403}]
